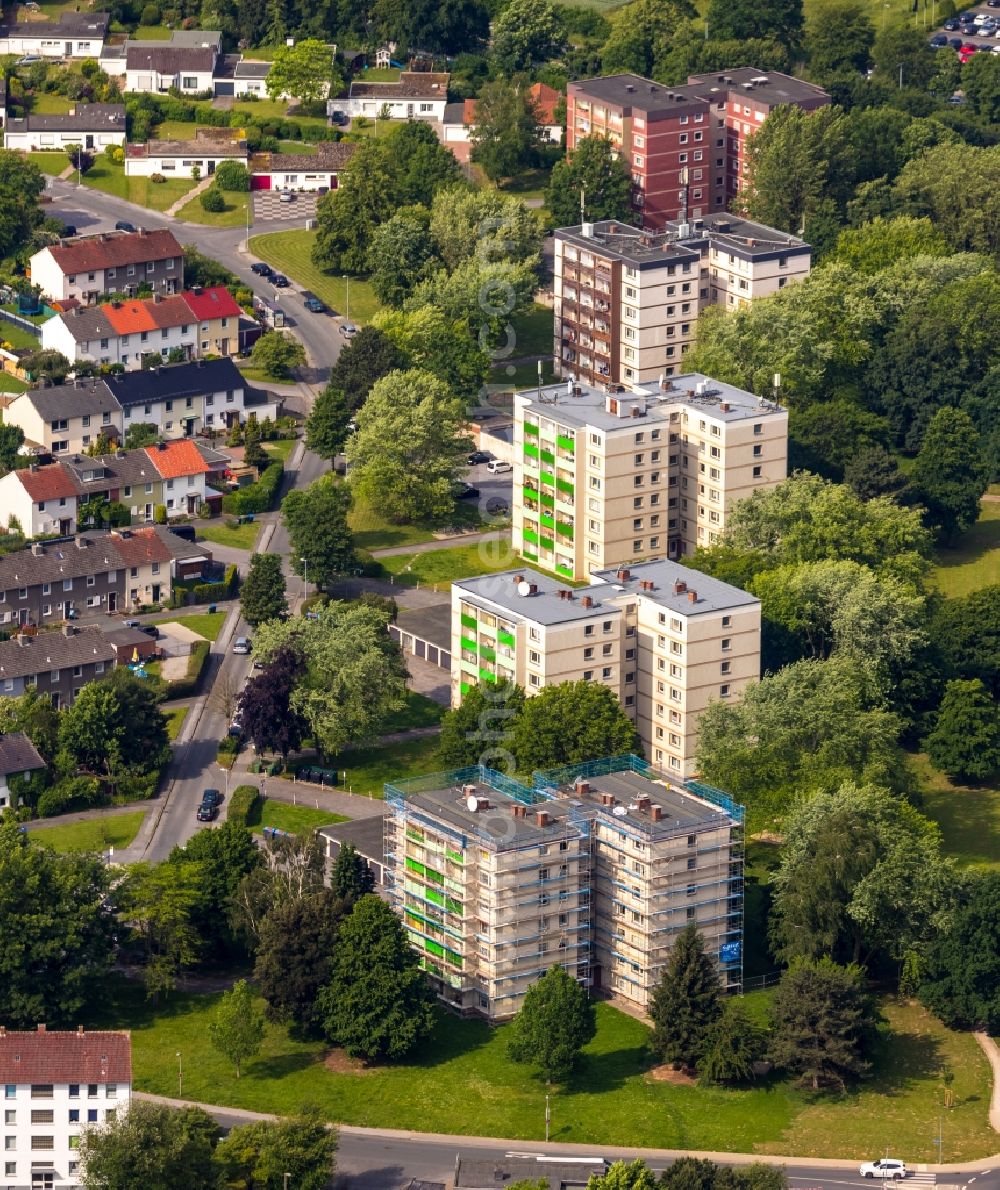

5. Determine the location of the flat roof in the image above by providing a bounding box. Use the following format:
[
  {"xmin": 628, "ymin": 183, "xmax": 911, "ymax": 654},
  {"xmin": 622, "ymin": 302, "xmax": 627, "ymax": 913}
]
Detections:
[
  {"xmin": 395, "ymin": 602, "xmax": 452, "ymax": 650},
  {"xmin": 517, "ymin": 372, "xmax": 783, "ymax": 432},
  {"xmin": 557, "ymin": 220, "xmax": 700, "ymax": 268},
  {"xmin": 569, "ymin": 74, "xmax": 707, "ymax": 114},
  {"xmin": 557, "ymin": 216, "xmax": 808, "ymax": 266},
  {"xmin": 404, "ymin": 781, "xmax": 581, "ymax": 849},
  {"xmin": 560, "ymin": 769, "xmax": 730, "ymax": 830},
  {"xmin": 319, "ymin": 815, "xmax": 387, "ymax": 866},
  {"xmin": 591, "ymin": 557, "xmax": 760, "ymax": 616},
  {"xmin": 687, "ymin": 67, "xmax": 830, "ymax": 107},
  {"xmin": 455, "ymin": 570, "xmax": 619, "ymax": 626}
]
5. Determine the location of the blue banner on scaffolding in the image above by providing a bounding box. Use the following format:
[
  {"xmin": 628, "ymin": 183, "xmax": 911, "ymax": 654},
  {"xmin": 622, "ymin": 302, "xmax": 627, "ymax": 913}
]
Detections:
[{"xmin": 720, "ymin": 941, "xmax": 742, "ymax": 964}]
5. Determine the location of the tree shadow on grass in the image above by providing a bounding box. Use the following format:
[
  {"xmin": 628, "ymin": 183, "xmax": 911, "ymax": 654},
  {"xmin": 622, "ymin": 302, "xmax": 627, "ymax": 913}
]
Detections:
[
  {"xmin": 867, "ymin": 1019, "xmax": 943, "ymax": 1097},
  {"xmin": 246, "ymin": 1050, "xmax": 319, "ymax": 1081},
  {"xmin": 567, "ymin": 1041, "xmax": 652, "ymax": 1096},
  {"xmin": 374, "ymin": 1008, "xmax": 494, "ymax": 1072}
]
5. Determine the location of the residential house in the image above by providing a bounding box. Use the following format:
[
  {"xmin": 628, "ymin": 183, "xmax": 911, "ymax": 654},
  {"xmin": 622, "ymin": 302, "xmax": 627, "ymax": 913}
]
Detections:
[
  {"xmin": 142, "ymin": 438, "xmax": 212, "ymax": 518},
  {"xmin": 565, "ymin": 70, "xmax": 829, "ymax": 229},
  {"xmin": 248, "ymin": 141, "xmax": 357, "ymax": 191},
  {"xmin": 385, "ymin": 753, "xmax": 744, "ymax": 1017},
  {"xmin": 4, "ymin": 103, "xmax": 126, "ymax": 153},
  {"xmin": 123, "ymin": 40, "xmax": 219, "ymax": 94},
  {"xmin": 39, "ymin": 286, "xmax": 243, "ymax": 369},
  {"xmin": 0, "ymin": 526, "xmax": 213, "ymax": 628},
  {"xmin": 0, "ymin": 1025, "xmax": 131, "ymax": 1189},
  {"xmin": 0, "ymin": 732, "xmax": 46, "ymax": 810},
  {"xmin": 338, "ymin": 71, "xmax": 449, "ymax": 122},
  {"xmin": 105, "ymin": 357, "xmax": 266, "ymax": 437},
  {"xmin": 124, "ymin": 128, "xmax": 248, "ymax": 178},
  {"xmin": 0, "ymin": 461, "xmax": 79, "ymax": 538},
  {"xmin": 28, "ymin": 229, "xmax": 185, "ymax": 304},
  {"xmin": 554, "ymin": 215, "xmax": 810, "ymax": 387},
  {"xmin": 0, "ymin": 625, "xmax": 124, "ymax": 705},
  {"xmin": 4, "ymin": 379, "xmax": 121, "ymax": 456},
  {"xmin": 442, "ymin": 81, "xmax": 562, "ymax": 161},
  {"xmin": 212, "ymin": 54, "xmax": 271, "ymax": 98},
  {"xmin": 452, "ymin": 557, "xmax": 761, "ymax": 778},
  {"xmin": 511, "ymin": 373, "xmax": 786, "ymax": 576},
  {"xmin": 60, "ymin": 441, "xmax": 214, "ymax": 520},
  {"xmin": 0, "ymin": 10, "xmax": 110, "ymax": 58}
]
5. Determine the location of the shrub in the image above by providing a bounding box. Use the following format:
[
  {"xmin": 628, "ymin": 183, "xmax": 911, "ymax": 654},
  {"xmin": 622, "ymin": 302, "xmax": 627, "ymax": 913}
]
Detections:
[
  {"xmin": 154, "ymin": 504, "xmax": 167, "ymax": 524},
  {"xmin": 227, "ymin": 783, "xmax": 260, "ymax": 826},
  {"xmin": 200, "ymin": 186, "xmax": 225, "ymax": 212},
  {"xmin": 192, "ymin": 563, "xmax": 239, "ymax": 604},
  {"xmin": 36, "ymin": 776, "xmax": 103, "ymax": 818},
  {"xmin": 140, "ymin": 2, "xmax": 161, "ymax": 23},
  {"xmin": 221, "ymin": 461, "xmax": 283, "ymax": 515},
  {"xmin": 214, "ymin": 160, "xmax": 249, "ymax": 191},
  {"xmin": 166, "ymin": 639, "xmax": 210, "ymax": 698},
  {"xmin": 149, "ymin": 171, "xmax": 165, "ymax": 182}
]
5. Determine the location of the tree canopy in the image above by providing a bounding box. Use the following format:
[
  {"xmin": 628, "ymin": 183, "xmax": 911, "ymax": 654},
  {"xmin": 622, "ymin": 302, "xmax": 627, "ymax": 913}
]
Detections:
[{"xmin": 506, "ymin": 964, "xmax": 596, "ymax": 1083}]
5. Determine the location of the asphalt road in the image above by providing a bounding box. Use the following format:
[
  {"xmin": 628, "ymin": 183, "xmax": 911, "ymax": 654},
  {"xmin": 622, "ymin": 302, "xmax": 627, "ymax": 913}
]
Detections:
[{"xmin": 45, "ymin": 176, "xmax": 342, "ymax": 384}]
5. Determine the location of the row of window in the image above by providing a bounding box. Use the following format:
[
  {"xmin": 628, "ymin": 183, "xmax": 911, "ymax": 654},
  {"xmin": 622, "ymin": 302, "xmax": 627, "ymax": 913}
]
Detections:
[
  {"xmin": 5, "ymin": 1084, "xmax": 117, "ymax": 1098},
  {"xmin": 66, "ymin": 260, "xmax": 175, "ymax": 285}
]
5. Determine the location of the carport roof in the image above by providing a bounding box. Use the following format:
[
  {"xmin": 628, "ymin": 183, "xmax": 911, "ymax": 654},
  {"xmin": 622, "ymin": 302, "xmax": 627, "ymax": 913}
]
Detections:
[{"xmin": 394, "ymin": 602, "xmax": 452, "ymax": 651}]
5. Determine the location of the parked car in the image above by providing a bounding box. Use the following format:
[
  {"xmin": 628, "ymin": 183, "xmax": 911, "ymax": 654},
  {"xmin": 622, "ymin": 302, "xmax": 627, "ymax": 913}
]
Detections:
[
  {"xmin": 486, "ymin": 459, "xmax": 513, "ymax": 474},
  {"xmin": 139, "ymin": 625, "xmax": 159, "ymax": 638},
  {"xmin": 316, "ymin": 185, "xmax": 330, "ymax": 195},
  {"xmin": 115, "ymin": 220, "xmax": 137, "ymax": 233},
  {"xmin": 455, "ymin": 482, "xmax": 481, "ymax": 500},
  {"xmin": 331, "ymin": 111, "xmax": 348, "ymax": 125},
  {"xmin": 124, "ymin": 618, "xmax": 141, "ymax": 629},
  {"xmin": 16, "ymin": 55, "xmax": 42, "ymax": 64},
  {"xmin": 467, "ymin": 450, "xmax": 492, "ymax": 465},
  {"xmin": 202, "ymin": 788, "xmax": 223, "ymax": 808},
  {"xmin": 279, "ymin": 190, "xmax": 294, "ymax": 203},
  {"xmin": 251, "ymin": 261, "xmax": 273, "ymax": 277},
  {"xmin": 339, "ymin": 323, "xmax": 358, "ymax": 339},
  {"xmin": 196, "ymin": 799, "xmax": 218, "ymax": 821},
  {"xmin": 233, "ymin": 636, "xmax": 251, "ymax": 655},
  {"xmin": 930, "ymin": 32, "xmax": 948, "ymax": 45},
  {"xmin": 58, "ymin": 223, "xmax": 77, "ymax": 237},
  {"xmin": 860, "ymin": 1161, "xmax": 907, "ymax": 1180},
  {"xmin": 948, "ymin": 36, "xmax": 964, "ymax": 45},
  {"xmin": 303, "ymin": 296, "xmax": 326, "ymax": 313},
  {"xmin": 944, "ymin": 16, "xmax": 960, "ymax": 27},
  {"xmin": 272, "ymin": 273, "xmax": 290, "ymax": 289},
  {"xmin": 990, "ymin": 0, "xmax": 1000, "ymax": 9}
]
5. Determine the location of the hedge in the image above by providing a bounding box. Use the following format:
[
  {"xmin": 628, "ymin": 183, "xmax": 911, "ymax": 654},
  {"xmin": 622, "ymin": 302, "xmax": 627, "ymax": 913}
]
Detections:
[
  {"xmin": 227, "ymin": 783, "xmax": 260, "ymax": 826},
  {"xmin": 167, "ymin": 639, "xmax": 210, "ymax": 699},
  {"xmin": 193, "ymin": 563, "xmax": 239, "ymax": 604},
  {"xmin": 221, "ymin": 462, "xmax": 283, "ymax": 515}
]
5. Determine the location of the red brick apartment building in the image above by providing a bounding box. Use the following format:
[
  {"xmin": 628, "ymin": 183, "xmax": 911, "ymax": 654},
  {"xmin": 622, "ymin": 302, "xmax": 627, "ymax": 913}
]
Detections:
[{"xmin": 565, "ymin": 69, "xmax": 830, "ymax": 229}]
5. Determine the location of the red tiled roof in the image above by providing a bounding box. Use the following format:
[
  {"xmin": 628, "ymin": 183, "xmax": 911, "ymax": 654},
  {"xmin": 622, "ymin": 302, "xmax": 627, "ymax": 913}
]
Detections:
[
  {"xmin": 181, "ymin": 285, "xmax": 241, "ymax": 322},
  {"xmin": 15, "ymin": 462, "xmax": 77, "ymax": 502},
  {"xmin": 101, "ymin": 295, "xmax": 192, "ymax": 335},
  {"xmin": 0, "ymin": 1029, "xmax": 131, "ymax": 1084},
  {"xmin": 45, "ymin": 229, "xmax": 183, "ymax": 277},
  {"xmin": 107, "ymin": 526, "xmax": 173, "ymax": 568},
  {"xmin": 464, "ymin": 82, "xmax": 562, "ymax": 128},
  {"xmin": 144, "ymin": 440, "xmax": 210, "ymax": 480}
]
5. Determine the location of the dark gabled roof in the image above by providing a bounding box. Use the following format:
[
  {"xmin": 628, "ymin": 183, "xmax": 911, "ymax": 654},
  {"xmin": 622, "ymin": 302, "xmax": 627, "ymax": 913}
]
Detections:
[
  {"xmin": 49, "ymin": 306, "xmax": 117, "ymax": 345},
  {"xmin": 61, "ymin": 449, "xmax": 161, "ymax": 490},
  {"xmin": 0, "ymin": 626, "xmax": 119, "ymax": 680},
  {"xmin": 0, "ymin": 11, "xmax": 110, "ymax": 36},
  {"xmin": 0, "ymin": 731, "xmax": 45, "ymax": 776},
  {"xmin": 14, "ymin": 378, "xmax": 117, "ymax": 422},
  {"xmin": 125, "ymin": 44, "xmax": 216, "ymax": 72},
  {"xmin": 350, "ymin": 71, "xmax": 449, "ymax": 99},
  {"xmin": 249, "ymin": 141, "xmax": 357, "ymax": 174},
  {"xmin": 103, "ymin": 357, "xmax": 244, "ymax": 408},
  {"xmin": 43, "ymin": 229, "xmax": 182, "ymax": 276},
  {"xmin": 5, "ymin": 104, "xmax": 125, "ymax": 134}
]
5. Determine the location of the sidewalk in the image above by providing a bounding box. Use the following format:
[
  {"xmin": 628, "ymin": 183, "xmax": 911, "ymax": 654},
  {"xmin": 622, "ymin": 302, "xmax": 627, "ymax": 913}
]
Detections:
[
  {"xmin": 975, "ymin": 1032, "xmax": 1000, "ymax": 1132},
  {"xmin": 371, "ymin": 529, "xmax": 508, "ymax": 558},
  {"xmin": 164, "ymin": 173, "xmax": 214, "ymax": 217}
]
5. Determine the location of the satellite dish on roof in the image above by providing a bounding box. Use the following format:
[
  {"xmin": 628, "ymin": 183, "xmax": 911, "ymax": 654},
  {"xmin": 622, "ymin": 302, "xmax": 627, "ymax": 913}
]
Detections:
[
  {"xmin": 612, "ymin": 805, "xmax": 627, "ymax": 817},
  {"xmin": 466, "ymin": 795, "xmax": 479, "ymax": 812},
  {"xmin": 516, "ymin": 580, "xmax": 532, "ymax": 597}
]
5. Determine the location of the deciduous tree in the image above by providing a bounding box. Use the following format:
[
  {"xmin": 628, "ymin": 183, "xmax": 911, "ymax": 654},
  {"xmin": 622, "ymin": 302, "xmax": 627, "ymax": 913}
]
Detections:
[
  {"xmin": 512, "ymin": 680, "xmax": 639, "ymax": 772},
  {"xmin": 240, "ymin": 552, "xmax": 287, "ymax": 627},
  {"xmin": 239, "ymin": 646, "xmax": 308, "ymax": 759},
  {"xmin": 546, "ymin": 136, "xmax": 633, "ymax": 228},
  {"xmin": 215, "ymin": 1111, "xmax": 337, "ymax": 1190},
  {"xmin": 325, "ymin": 325, "xmax": 410, "ymax": 411},
  {"xmin": 924, "ymin": 679, "xmax": 1000, "ymax": 782},
  {"xmin": 804, "ymin": 3, "xmax": 874, "ymax": 80},
  {"xmin": 438, "ymin": 677, "xmax": 526, "ymax": 768},
  {"xmin": 120, "ymin": 860, "xmax": 204, "ymax": 1000},
  {"xmin": 507, "ymin": 964, "xmax": 596, "ymax": 1083},
  {"xmin": 318, "ymin": 895, "xmax": 435, "ymax": 1060},
  {"xmin": 366, "ymin": 211, "xmax": 438, "ymax": 308},
  {"xmin": 250, "ymin": 330, "xmax": 306, "ymax": 380},
  {"xmin": 649, "ymin": 923, "xmax": 721, "ymax": 1070},
  {"xmin": 80, "ymin": 1102, "xmax": 219, "ymax": 1190},
  {"xmin": 281, "ymin": 473, "xmax": 356, "ymax": 590},
  {"xmin": 490, "ymin": 0, "xmax": 564, "ymax": 73},
  {"xmin": 705, "ymin": 0, "xmax": 803, "ymax": 49},
  {"xmin": 372, "ymin": 305, "xmax": 490, "ymax": 396},
  {"xmin": 209, "ymin": 978, "xmax": 265, "ymax": 1077},
  {"xmin": 265, "ymin": 38, "xmax": 335, "ymax": 106},
  {"xmin": 910, "ymin": 406, "xmax": 989, "ymax": 544},
  {"xmin": 470, "ymin": 77, "xmax": 542, "ymax": 182}
]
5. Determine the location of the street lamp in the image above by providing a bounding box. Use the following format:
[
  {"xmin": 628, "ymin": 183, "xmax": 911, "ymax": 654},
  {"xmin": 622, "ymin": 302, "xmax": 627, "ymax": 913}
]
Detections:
[
  {"xmin": 176, "ymin": 1052, "xmax": 182, "ymax": 1098},
  {"xmin": 300, "ymin": 556, "xmax": 308, "ymax": 602},
  {"xmin": 283, "ymin": 1174, "xmax": 291, "ymax": 1190},
  {"xmin": 545, "ymin": 1092, "xmax": 550, "ymax": 1142}
]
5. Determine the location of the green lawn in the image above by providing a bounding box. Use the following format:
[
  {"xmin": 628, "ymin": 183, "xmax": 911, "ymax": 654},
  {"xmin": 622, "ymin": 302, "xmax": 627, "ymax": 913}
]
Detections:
[
  {"xmin": 163, "ymin": 610, "xmax": 228, "ymax": 641},
  {"xmin": 511, "ymin": 303, "xmax": 555, "ymax": 358},
  {"xmin": 0, "ymin": 321, "xmax": 40, "ymax": 351},
  {"xmin": 154, "ymin": 120, "xmax": 200, "ymax": 140},
  {"xmin": 163, "ymin": 704, "xmax": 190, "ymax": 742},
  {"xmin": 29, "ymin": 92, "xmax": 74, "ymax": 115},
  {"xmin": 348, "ymin": 496, "xmax": 438, "ymax": 552},
  {"xmin": 246, "ymin": 796, "xmax": 347, "ymax": 835},
  {"xmin": 276, "ymin": 139, "xmax": 317, "ymax": 155},
  {"xmin": 93, "ymin": 981, "xmax": 996, "ymax": 1159},
  {"xmin": 914, "ymin": 752, "xmax": 1000, "ymax": 870},
  {"xmin": 133, "ymin": 23, "xmax": 174, "ymax": 37},
  {"xmin": 336, "ymin": 735, "xmax": 443, "ymax": 798},
  {"xmin": 234, "ymin": 99, "xmax": 329, "ymax": 131},
  {"xmin": 491, "ymin": 358, "xmax": 556, "ymax": 391},
  {"xmin": 498, "ymin": 167, "xmax": 553, "ymax": 202},
  {"xmin": 26, "ymin": 151, "xmax": 70, "ymax": 176},
  {"xmin": 262, "ymin": 438, "xmax": 296, "ymax": 464},
  {"xmin": 248, "ymin": 231, "xmax": 381, "ymax": 323},
  {"xmin": 359, "ymin": 66, "xmax": 401, "ymax": 82},
  {"xmin": 393, "ymin": 690, "xmax": 446, "ymax": 731},
  {"xmin": 377, "ymin": 538, "xmax": 516, "ymax": 592},
  {"xmin": 198, "ymin": 520, "xmax": 261, "ymax": 551},
  {"xmin": 0, "ymin": 373, "xmax": 29, "ymax": 393},
  {"xmin": 31, "ymin": 811, "xmax": 145, "ymax": 854},
  {"xmin": 929, "ymin": 501, "xmax": 1000, "ymax": 598},
  {"xmin": 176, "ymin": 190, "xmax": 250, "ymax": 228},
  {"xmin": 82, "ymin": 161, "xmax": 196, "ymax": 212}
]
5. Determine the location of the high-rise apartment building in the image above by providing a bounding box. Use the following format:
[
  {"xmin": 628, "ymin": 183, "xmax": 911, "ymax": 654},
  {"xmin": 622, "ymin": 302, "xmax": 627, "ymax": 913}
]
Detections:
[
  {"xmin": 554, "ymin": 215, "xmax": 810, "ymax": 387},
  {"xmin": 509, "ymin": 372, "xmax": 786, "ymax": 578},
  {"xmin": 565, "ymin": 69, "xmax": 829, "ymax": 228},
  {"xmin": 384, "ymin": 754, "xmax": 744, "ymax": 1018},
  {"xmin": 452, "ymin": 557, "xmax": 760, "ymax": 778}
]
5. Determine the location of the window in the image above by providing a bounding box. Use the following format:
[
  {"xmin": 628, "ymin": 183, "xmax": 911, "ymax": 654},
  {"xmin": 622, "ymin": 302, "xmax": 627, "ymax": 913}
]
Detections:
[
  {"xmin": 29, "ymin": 1111, "xmax": 52, "ymax": 1125},
  {"xmin": 721, "ymin": 637, "xmax": 731, "ymax": 651},
  {"xmin": 720, "ymin": 683, "xmax": 731, "ymax": 698},
  {"xmin": 68, "ymin": 1109, "xmax": 79, "ymax": 1123},
  {"xmin": 87, "ymin": 1085, "xmax": 97, "ymax": 1099},
  {"xmin": 3, "ymin": 1112, "xmax": 12, "ymax": 1125},
  {"xmin": 30, "ymin": 1087, "xmax": 52, "ymax": 1100},
  {"xmin": 68, "ymin": 1086, "xmax": 79, "ymax": 1099}
]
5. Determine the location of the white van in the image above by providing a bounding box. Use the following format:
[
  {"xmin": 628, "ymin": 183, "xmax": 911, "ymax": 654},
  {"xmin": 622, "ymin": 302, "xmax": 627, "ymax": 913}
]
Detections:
[{"xmin": 486, "ymin": 459, "xmax": 513, "ymax": 474}]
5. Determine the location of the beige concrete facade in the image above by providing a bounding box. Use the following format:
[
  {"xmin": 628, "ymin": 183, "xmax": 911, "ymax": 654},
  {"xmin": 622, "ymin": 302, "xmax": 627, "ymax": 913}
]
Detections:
[
  {"xmin": 555, "ymin": 216, "xmax": 811, "ymax": 388},
  {"xmin": 452, "ymin": 559, "xmax": 760, "ymax": 779},
  {"xmin": 511, "ymin": 372, "xmax": 786, "ymax": 580}
]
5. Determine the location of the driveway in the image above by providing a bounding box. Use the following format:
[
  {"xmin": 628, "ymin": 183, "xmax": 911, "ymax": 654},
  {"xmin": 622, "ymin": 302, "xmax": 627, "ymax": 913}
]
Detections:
[{"xmin": 252, "ymin": 191, "xmax": 318, "ymax": 221}]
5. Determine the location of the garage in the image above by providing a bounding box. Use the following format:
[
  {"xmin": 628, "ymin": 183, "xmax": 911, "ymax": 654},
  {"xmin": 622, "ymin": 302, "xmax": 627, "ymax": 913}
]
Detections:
[
  {"xmin": 214, "ymin": 80, "xmax": 235, "ymax": 96},
  {"xmin": 250, "ymin": 174, "xmax": 271, "ymax": 190}
]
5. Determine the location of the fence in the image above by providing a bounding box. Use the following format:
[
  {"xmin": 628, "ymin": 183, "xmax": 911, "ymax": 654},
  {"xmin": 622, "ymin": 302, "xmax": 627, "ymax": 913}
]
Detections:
[{"xmin": 0, "ymin": 307, "xmax": 42, "ymax": 339}]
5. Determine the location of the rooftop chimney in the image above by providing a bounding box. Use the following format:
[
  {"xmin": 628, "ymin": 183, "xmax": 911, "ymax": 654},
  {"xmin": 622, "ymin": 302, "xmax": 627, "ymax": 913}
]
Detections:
[
  {"xmin": 513, "ymin": 803, "xmax": 526, "ymax": 818},
  {"xmin": 720, "ymin": 401, "xmax": 731, "ymax": 412},
  {"xmin": 574, "ymin": 777, "xmax": 590, "ymax": 795},
  {"xmin": 673, "ymin": 580, "xmax": 687, "ymax": 595},
  {"xmin": 37, "ymin": 1024, "xmax": 45, "ymax": 1033},
  {"xmin": 528, "ymin": 583, "xmax": 537, "ymax": 595},
  {"xmin": 637, "ymin": 795, "xmax": 651, "ymax": 811},
  {"xmin": 536, "ymin": 809, "xmax": 550, "ymax": 828},
  {"xmin": 581, "ymin": 595, "xmax": 593, "ymax": 608},
  {"xmin": 687, "ymin": 589, "xmax": 698, "ymax": 602},
  {"xmin": 651, "ymin": 805, "xmax": 663, "ymax": 822},
  {"xmin": 616, "ymin": 567, "xmax": 630, "ymax": 582}
]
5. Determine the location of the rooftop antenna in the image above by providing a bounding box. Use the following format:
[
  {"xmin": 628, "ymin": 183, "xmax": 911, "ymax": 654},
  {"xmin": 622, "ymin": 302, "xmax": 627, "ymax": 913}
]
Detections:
[
  {"xmin": 580, "ymin": 184, "xmax": 585, "ymax": 222},
  {"xmin": 537, "ymin": 359, "xmax": 543, "ymax": 401},
  {"xmin": 773, "ymin": 372, "xmax": 781, "ymax": 405}
]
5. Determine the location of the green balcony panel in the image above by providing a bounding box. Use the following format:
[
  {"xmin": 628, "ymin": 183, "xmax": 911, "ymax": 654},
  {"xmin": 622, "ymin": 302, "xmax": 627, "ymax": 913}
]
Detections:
[
  {"xmin": 557, "ymin": 435, "xmax": 575, "ymax": 452},
  {"xmin": 540, "ymin": 512, "xmax": 555, "ymax": 529},
  {"xmin": 540, "ymin": 491, "xmax": 555, "ymax": 507},
  {"xmin": 540, "ymin": 471, "xmax": 555, "ymax": 486},
  {"xmin": 479, "ymin": 644, "xmax": 496, "ymax": 661},
  {"xmin": 522, "ymin": 528, "xmax": 539, "ymax": 545},
  {"xmin": 523, "ymin": 442, "xmax": 539, "ymax": 459},
  {"xmin": 540, "ymin": 448, "xmax": 555, "ymax": 465},
  {"xmin": 425, "ymin": 866, "xmax": 444, "ymax": 885},
  {"xmin": 460, "ymin": 612, "xmax": 477, "ymax": 630},
  {"xmin": 523, "ymin": 549, "xmax": 538, "ymax": 560},
  {"xmin": 460, "ymin": 635, "xmax": 477, "ymax": 654},
  {"xmin": 479, "ymin": 668, "xmax": 497, "ymax": 683},
  {"xmin": 497, "ymin": 629, "xmax": 515, "ymax": 647},
  {"xmin": 524, "ymin": 422, "xmax": 539, "ymax": 436},
  {"xmin": 405, "ymin": 857, "xmax": 425, "ymax": 876},
  {"xmin": 540, "ymin": 535, "xmax": 554, "ymax": 549},
  {"xmin": 425, "ymin": 939, "xmax": 445, "ymax": 958},
  {"xmin": 460, "ymin": 681, "xmax": 470, "ymax": 696},
  {"xmin": 523, "ymin": 483, "xmax": 539, "ymax": 497},
  {"xmin": 446, "ymin": 848, "xmax": 464, "ymax": 863},
  {"xmin": 556, "ymin": 564, "xmax": 574, "ymax": 578},
  {"xmin": 556, "ymin": 478, "xmax": 574, "ymax": 495},
  {"xmin": 556, "ymin": 522, "xmax": 574, "ymax": 538},
  {"xmin": 426, "ymin": 887, "xmax": 445, "ymax": 907}
]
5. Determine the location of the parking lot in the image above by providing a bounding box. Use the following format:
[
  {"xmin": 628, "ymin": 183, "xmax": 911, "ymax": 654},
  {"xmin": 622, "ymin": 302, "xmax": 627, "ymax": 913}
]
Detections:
[
  {"xmin": 252, "ymin": 191, "xmax": 319, "ymax": 222},
  {"xmin": 930, "ymin": 1, "xmax": 1000, "ymax": 54}
]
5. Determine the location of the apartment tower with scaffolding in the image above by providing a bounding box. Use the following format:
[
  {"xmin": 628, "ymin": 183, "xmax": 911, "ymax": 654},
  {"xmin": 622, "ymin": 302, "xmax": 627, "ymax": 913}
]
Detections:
[{"xmin": 384, "ymin": 755, "xmax": 744, "ymax": 1019}]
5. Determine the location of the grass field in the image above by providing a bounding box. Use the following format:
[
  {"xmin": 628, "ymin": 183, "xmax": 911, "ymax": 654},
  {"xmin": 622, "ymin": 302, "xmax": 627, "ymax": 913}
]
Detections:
[
  {"xmin": 164, "ymin": 704, "xmax": 190, "ymax": 742},
  {"xmin": 0, "ymin": 374, "xmax": 29, "ymax": 393},
  {"xmin": 0, "ymin": 321, "xmax": 41, "ymax": 351},
  {"xmin": 165, "ymin": 610, "xmax": 228, "ymax": 641},
  {"xmin": 930, "ymin": 501, "xmax": 1000, "ymax": 598},
  {"xmin": 377, "ymin": 538, "xmax": 516, "ymax": 592},
  {"xmin": 246, "ymin": 796, "xmax": 347, "ymax": 835},
  {"xmin": 276, "ymin": 139, "xmax": 317, "ymax": 155},
  {"xmin": 154, "ymin": 120, "xmax": 200, "ymax": 140},
  {"xmin": 358, "ymin": 66, "xmax": 402, "ymax": 82},
  {"xmin": 176, "ymin": 189, "xmax": 250, "ymax": 228},
  {"xmin": 96, "ymin": 980, "xmax": 995, "ymax": 1159},
  {"xmin": 32, "ymin": 811, "xmax": 145, "ymax": 854},
  {"xmin": 133, "ymin": 23, "xmax": 173, "ymax": 37},
  {"xmin": 30, "ymin": 92, "xmax": 74, "ymax": 115},
  {"xmin": 336, "ymin": 735, "xmax": 443, "ymax": 798},
  {"xmin": 27, "ymin": 151, "xmax": 70, "ymax": 176},
  {"xmin": 492, "ymin": 358, "xmax": 556, "ymax": 390},
  {"xmin": 348, "ymin": 496, "xmax": 438, "ymax": 552},
  {"xmin": 394, "ymin": 690, "xmax": 446, "ymax": 731},
  {"xmin": 248, "ymin": 231, "xmax": 380, "ymax": 323},
  {"xmin": 262, "ymin": 438, "xmax": 296, "ymax": 464},
  {"xmin": 914, "ymin": 752, "xmax": 1000, "ymax": 870},
  {"xmin": 510, "ymin": 302, "xmax": 556, "ymax": 358},
  {"xmin": 198, "ymin": 520, "xmax": 261, "ymax": 551},
  {"xmin": 83, "ymin": 161, "xmax": 196, "ymax": 213}
]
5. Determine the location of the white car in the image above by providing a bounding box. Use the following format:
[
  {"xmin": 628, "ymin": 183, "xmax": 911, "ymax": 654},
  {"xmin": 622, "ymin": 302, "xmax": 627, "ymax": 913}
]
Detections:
[
  {"xmin": 860, "ymin": 1160, "xmax": 907, "ymax": 1180},
  {"xmin": 339, "ymin": 323, "xmax": 358, "ymax": 339}
]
